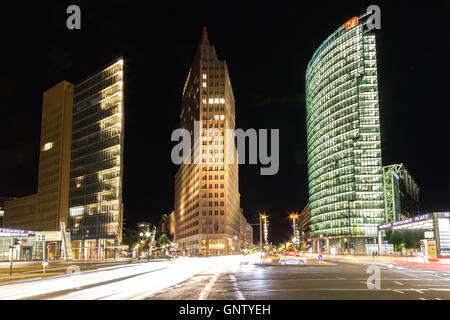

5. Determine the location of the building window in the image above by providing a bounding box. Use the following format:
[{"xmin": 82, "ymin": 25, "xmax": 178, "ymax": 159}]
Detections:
[{"xmin": 42, "ymin": 142, "xmax": 53, "ymax": 151}]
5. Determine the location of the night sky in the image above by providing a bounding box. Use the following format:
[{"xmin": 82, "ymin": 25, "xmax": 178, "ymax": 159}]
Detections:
[{"xmin": 1, "ymin": 1, "xmax": 449, "ymax": 244}]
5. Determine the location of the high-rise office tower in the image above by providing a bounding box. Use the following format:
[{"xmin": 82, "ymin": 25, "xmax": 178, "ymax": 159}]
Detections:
[
  {"xmin": 37, "ymin": 81, "xmax": 74, "ymax": 231},
  {"xmin": 4, "ymin": 60, "xmax": 125, "ymax": 260},
  {"xmin": 174, "ymin": 29, "xmax": 241, "ymax": 255},
  {"xmin": 5, "ymin": 81, "xmax": 73, "ymax": 232},
  {"xmin": 68, "ymin": 59, "xmax": 125, "ymax": 259},
  {"xmin": 305, "ymin": 14, "xmax": 384, "ymax": 254}
]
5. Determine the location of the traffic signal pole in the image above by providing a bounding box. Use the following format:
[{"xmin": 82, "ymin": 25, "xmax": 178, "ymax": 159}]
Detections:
[{"xmin": 9, "ymin": 245, "xmax": 13, "ymax": 275}]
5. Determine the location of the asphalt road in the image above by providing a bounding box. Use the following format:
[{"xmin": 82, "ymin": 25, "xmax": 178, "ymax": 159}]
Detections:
[
  {"xmin": 146, "ymin": 258, "xmax": 450, "ymax": 300},
  {"xmin": 0, "ymin": 256, "xmax": 449, "ymax": 300},
  {"xmin": 0, "ymin": 260, "xmax": 132, "ymax": 283}
]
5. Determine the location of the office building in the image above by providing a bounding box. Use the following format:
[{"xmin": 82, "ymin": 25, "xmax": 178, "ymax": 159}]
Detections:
[
  {"xmin": 0, "ymin": 197, "xmax": 13, "ymax": 228},
  {"xmin": 4, "ymin": 59, "xmax": 125, "ymax": 260},
  {"xmin": 174, "ymin": 29, "xmax": 242, "ymax": 255},
  {"xmin": 5, "ymin": 81, "xmax": 73, "ymax": 232},
  {"xmin": 69, "ymin": 59, "xmax": 125, "ymax": 259},
  {"xmin": 297, "ymin": 203, "xmax": 311, "ymax": 245},
  {"xmin": 160, "ymin": 211, "xmax": 175, "ymax": 240},
  {"xmin": 305, "ymin": 13, "xmax": 384, "ymax": 254}
]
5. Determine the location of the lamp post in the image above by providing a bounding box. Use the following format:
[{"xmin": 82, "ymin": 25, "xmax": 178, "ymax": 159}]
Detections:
[
  {"xmin": 145, "ymin": 232, "xmax": 150, "ymax": 261},
  {"xmin": 289, "ymin": 212, "xmax": 299, "ymax": 251},
  {"xmin": 260, "ymin": 214, "xmax": 269, "ymax": 254}
]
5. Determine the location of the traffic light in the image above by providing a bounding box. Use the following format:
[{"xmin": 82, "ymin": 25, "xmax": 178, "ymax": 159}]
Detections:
[{"xmin": 418, "ymin": 241, "xmax": 422, "ymax": 245}]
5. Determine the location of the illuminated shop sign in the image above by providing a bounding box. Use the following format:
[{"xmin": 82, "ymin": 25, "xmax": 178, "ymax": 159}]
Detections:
[
  {"xmin": 413, "ymin": 214, "xmax": 429, "ymax": 222},
  {"xmin": 0, "ymin": 228, "xmax": 35, "ymax": 235},
  {"xmin": 378, "ymin": 214, "xmax": 431, "ymax": 230},
  {"xmin": 345, "ymin": 17, "xmax": 358, "ymax": 31},
  {"xmin": 378, "ymin": 223, "xmax": 392, "ymax": 230}
]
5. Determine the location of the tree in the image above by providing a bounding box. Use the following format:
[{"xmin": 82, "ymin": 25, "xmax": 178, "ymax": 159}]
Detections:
[
  {"xmin": 122, "ymin": 228, "xmax": 139, "ymax": 251},
  {"xmin": 389, "ymin": 230, "xmax": 404, "ymax": 249},
  {"xmin": 388, "ymin": 229, "xmax": 426, "ymax": 250},
  {"xmin": 157, "ymin": 233, "xmax": 171, "ymax": 248}
]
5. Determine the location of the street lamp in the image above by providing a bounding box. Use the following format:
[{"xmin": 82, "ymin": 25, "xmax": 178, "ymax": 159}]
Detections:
[
  {"xmin": 260, "ymin": 214, "xmax": 269, "ymax": 254},
  {"xmin": 289, "ymin": 212, "xmax": 299, "ymax": 250}
]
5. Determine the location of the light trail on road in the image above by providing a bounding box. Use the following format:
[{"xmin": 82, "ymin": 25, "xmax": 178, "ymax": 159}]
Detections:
[{"xmin": 0, "ymin": 255, "xmax": 249, "ymax": 300}]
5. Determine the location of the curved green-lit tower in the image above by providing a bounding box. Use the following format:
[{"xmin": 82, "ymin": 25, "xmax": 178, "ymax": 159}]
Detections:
[{"xmin": 305, "ymin": 13, "xmax": 384, "ymax": 254}]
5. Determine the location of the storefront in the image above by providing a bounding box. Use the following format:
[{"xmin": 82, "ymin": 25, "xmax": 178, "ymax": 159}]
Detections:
[
  {"xmin": 0, "ymin": 228, "xmax": 43, "ymax": 261},
  {"xmin": 377, "ymin": 212, "xmax": 450, "ymax": 258}
]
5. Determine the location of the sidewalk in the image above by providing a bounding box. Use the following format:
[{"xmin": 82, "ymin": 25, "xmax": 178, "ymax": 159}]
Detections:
[
  {"xmin": 0, "ymin": 267, "xmax": 69, "ymax": 283},
  {"xmin": 313, "ymin": 253, "xmax": 450, "ymax": 273}
]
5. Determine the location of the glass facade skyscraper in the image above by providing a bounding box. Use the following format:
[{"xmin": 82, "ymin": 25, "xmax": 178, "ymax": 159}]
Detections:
[
  {"xmin": 305, "ymin": 13, "xmax": 384, "ymax": 253},
  {"xmin": 69, "ymin": 59, "xmax": 125, "ymax": 259}
]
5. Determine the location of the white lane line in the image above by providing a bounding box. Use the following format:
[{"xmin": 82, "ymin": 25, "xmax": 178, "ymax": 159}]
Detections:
[
  {"xmin": 435, "ymin": 298, "xmax": 442, "ymax": 300},
  {"xmin": 419, "ymin": 298, "xmax": 427, "ymax": 300},
  {"xmin": 394, "ymin": 290, "xmax": 404, "ymax": 294},
  {"xmin": 394, "ymin": 281, "xmax": 404, "ymax": 286},
  {"xmin": 198, "ymin": 273, "xmax": 220, "ymax": 300},
  {"xmin": 416, "ymin": 289, "xmax": 424, "ymax": 294},
  {"xmin": 229, "ymin": 274, "xmax": 245, "ymax": 300}
]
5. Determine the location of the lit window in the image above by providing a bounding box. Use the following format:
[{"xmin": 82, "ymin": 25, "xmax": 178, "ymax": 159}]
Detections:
[
  {"xmin": 220, "ymin": 98, "xmax": 225, "ymax": 103},
  {"xmin": 209, "ymin": 98, "xmax": 214, "ymax": 104},
  {"xmin": 214, "ymin": 98, "xmax": 219, "ymax": 104},
  {"xmin": 220, "ymin": 115, "xmax": 225, "ymax": 120},
  {"xmin": 70, "ymin": 206, "xmax": 84, "ymax": 217},
  {"xmin": 202, "ymin": 82, "xmax": 207, "ymax": 87},
  {"xmin": 202, "ymin": 74, "xmax": 207, "ymax": 79},
  {"xmin": 42, "ymin": 142, "xmax": 53, "ymax": 151}
]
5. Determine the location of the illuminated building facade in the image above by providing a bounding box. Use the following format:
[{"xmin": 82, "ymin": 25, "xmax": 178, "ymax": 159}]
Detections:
[
  {"xmin": 297, "ymin": 203, "xmax": 311, "ymax": 245},
  {"xmin": 68, "ymin": 59, "xmax": 125, "ymax": 259},
  {"xmin": 0, "ymin": 197, "xmax": 11, "ymax": 228},
  {"xmin": 383, "ymin": 163, "xmax": 419, "ymax": 222},
  {"xmin": 306, "ymin": 13, "xmax": 384, "ymax": 254},
  {"xmin": 4, "ymin": 81, "xmax": 74, "ymax": 233},
  {"xmin": 174, "ymin": 29, "xmax": 241, "ymax": 255},
  {"xmin": 3, "ymin": 61, "xmax": 125, "ymax": 260}
]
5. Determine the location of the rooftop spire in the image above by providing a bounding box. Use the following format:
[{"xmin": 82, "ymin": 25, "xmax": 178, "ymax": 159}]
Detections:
[{"xmin": 201, "ymin": 26, "xmax": 209, "ymax": 45}]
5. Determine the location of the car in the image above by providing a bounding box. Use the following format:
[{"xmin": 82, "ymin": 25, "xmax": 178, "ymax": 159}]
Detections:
[{"xmin": 279, "ymin": 254, "xmax": 306, "ymax": 265}]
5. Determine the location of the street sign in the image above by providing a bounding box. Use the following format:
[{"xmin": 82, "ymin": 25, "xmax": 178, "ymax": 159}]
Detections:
[
  {"xmin": 42, "ymin": 259, "xmax": 48, "ymax": 267},
  {"xmin": 427, "ymin": 246, "xmax": 437, "ymax": 259},
  {"xmin": 424, "ymin": 231, "xmax": 434, "ymax": 239},
  {"xmin": 317, "ymin": 254, "xmax": 323, "ymax": 260},
  {"xmin": 36, "ymin": 231, "xmax": 62, "ymax": 242}
]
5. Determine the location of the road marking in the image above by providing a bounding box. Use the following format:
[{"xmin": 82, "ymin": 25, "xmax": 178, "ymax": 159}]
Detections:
[
  {"xmin": 394, "ymin": 281, "xmax": 404, "ymax": 286},
  {"xmin": 419, "ymin": 298, "xmax": 427, "ymax": 300},
  {"xmin": 415, "ymin": 289, "xmax": 424, "ymax": 294},
  {"xmin": 393, "ymin": 290, "xmax": 404, "ymax": 294},
  {"xmin": 229, "ymin": 274, "xmax": 245, "ymax": 300},
  {"xmin": 435, "ymin": 298, "xmax": 442, "ymax": 300},
  {"xmin": 198, "ymin": 273, "xmax": 219, "ymax": 300}
]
